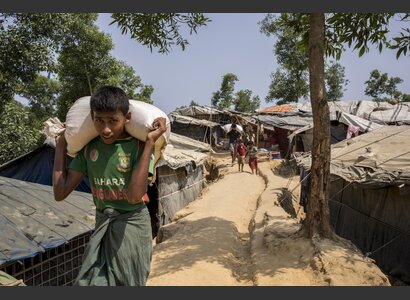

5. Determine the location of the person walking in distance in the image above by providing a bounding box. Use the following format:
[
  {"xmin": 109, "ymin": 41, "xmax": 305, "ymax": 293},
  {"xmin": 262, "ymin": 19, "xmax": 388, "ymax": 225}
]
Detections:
[{"xmin": 227, "ymin": 123, "xmax": 241, "ymax": 166}]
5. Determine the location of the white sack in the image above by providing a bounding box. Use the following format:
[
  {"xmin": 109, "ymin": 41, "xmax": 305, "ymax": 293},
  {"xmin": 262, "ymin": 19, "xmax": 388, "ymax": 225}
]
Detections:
[
  {"xmin": 64, "ymin": 97, "xmax": 171, "ymax": 169},
  {"xmin": 43, "ymin": 117, "xmax": 65, "ymax": 139},
  {"xmin": 222, "ymin": 123, "xmax": 243, "ymax": 133}
]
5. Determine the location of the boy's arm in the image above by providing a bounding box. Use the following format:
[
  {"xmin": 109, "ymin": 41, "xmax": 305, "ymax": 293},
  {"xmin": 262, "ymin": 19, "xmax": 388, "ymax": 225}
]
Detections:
[
  {"xmin": 128, "ymin": 117, "xmax": 167, "ymax": 204},
  {"xmin": 53, "ymin": 133, "xmax": 85, "ymax": 201}
]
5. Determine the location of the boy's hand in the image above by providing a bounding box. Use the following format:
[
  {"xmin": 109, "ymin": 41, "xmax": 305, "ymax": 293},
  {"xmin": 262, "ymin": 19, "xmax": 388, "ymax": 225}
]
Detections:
[
  {"xmin": 55, "ymin": 128, "xmax": 67, "ymax": 147},
  {"xmin": 147, "ymin": 117, "xmax": 167, "ymax": 145}
]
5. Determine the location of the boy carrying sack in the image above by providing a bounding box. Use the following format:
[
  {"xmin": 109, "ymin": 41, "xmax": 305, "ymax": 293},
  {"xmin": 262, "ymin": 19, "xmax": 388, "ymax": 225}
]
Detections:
[{"xmin": 53, "ymin": 86, "xmax": 166, "ymax": 286}]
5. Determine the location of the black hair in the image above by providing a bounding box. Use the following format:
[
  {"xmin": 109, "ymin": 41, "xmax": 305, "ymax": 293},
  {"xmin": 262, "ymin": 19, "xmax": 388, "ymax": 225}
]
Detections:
[
  {"xmin": 231, "ymin": 123, "xmax": 237, "ymax": 128},
  {"xmin": 90, "ymin": 86, "xmax": 129, "ymax": 115}
]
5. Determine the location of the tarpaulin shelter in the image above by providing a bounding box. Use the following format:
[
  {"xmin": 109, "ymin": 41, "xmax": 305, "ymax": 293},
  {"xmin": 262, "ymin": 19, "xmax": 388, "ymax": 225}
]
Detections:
[
  {"xmin": 258, "ymin": 100, "xmax": 409, "ymax": 156},
  {"xmin": 169, "ymin": 113, "xmax": 222, "ymax": 145},
  {"xmin": 155, "ymin": 133, "xmax": 209, "ymax": 226},
  {"xmin": 297, "ymin": 125, "xmax": 410, "ymax": 283},
  {"xmin": 171, "ymin": 105, "xmax": 224, "ymax": 117},
  {"xmin": 0, "ymin": 139, "xmax": 91, "ymax": 193},
  {"xmin": 252, "ymin": 112, "xmax": 314, "ymax": 157},
  {"xmin": 0, "ymin": 176, "xmax": 94, "ymax": 286}
]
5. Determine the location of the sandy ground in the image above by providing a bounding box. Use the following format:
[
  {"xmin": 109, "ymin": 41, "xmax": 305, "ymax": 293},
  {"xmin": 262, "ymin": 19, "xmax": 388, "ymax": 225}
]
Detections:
[{"xmin": 146, "ymin": 154, "xmax": 390, "ymax": 286}]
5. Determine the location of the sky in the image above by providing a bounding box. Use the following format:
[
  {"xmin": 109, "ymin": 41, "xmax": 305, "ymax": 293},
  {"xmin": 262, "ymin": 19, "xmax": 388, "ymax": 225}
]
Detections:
[{"xmin": 95, "ymin": 13, "xmax": 410, "ymax": 114}]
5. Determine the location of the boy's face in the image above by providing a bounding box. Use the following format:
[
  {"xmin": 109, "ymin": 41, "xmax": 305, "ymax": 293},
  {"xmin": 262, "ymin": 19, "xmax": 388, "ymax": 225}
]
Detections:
[{"xmin": 91, "ymin": 110, "xmax": 131, "ymax": 144}]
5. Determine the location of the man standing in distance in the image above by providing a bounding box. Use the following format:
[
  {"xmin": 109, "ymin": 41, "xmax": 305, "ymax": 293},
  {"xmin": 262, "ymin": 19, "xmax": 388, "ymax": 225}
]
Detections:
[{"xmin": 227, "ymin": 123, "xmax": 241, "ymax": 166}]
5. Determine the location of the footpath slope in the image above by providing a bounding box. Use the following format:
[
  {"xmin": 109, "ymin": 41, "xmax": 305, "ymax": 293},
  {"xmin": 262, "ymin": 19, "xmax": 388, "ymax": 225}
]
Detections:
[{"xmin": 147, "ymin": 158, "xmax": 390, "ymax": 286}]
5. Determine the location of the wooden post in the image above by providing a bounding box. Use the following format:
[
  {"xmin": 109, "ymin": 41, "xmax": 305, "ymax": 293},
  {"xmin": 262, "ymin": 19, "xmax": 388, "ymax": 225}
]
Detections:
[
  {"xmin": 209, "ymin": 105, "xmax": 212, "ymax": 147},
  {"xmin": 256, "ymin": 120, "xmax": 259, "ymax": 149}
]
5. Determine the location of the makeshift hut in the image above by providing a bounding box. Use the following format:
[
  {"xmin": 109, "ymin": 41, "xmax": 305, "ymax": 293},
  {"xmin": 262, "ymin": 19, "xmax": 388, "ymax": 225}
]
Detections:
[
  {"xmin": 256, "ymin": 100, "xmax": 406, "ymax": 157},
  {"xmin": 254, "ymin": 110, "xmax": 313, "ymax": 157},
  {"xmin": 169, "ymin": 113, "xmax": 222, "ymax": 145},
  {"xmin": 297, "ymin": 125, "xmax": 410, "ymax": 283},
  {"xmin": 155, "ymin": 133, "xmax": 209, "ymax": 226},
  {"xmin": 171, "ymin": 105, "xmax": 232, "ymax": 124}
]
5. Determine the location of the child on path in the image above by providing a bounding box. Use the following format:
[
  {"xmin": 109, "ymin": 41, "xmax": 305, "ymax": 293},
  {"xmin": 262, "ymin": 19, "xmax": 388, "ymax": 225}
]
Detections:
[
  {"xmin": 236, "ymin": 139, "xmax": 247, "ymax": 172},
  {"xmin": 246, "ymin": 140, "xmax": 258, "ymax": 175},
  {"xmin": 53, "ymin": 86, "xmax": 167, "ymax": 286}
]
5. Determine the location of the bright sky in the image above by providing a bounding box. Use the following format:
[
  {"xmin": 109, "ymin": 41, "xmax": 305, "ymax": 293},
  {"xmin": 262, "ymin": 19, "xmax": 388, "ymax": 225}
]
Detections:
[{"xmin": 96, "ymin": 13, "xmax": 410, "ymax": 114}]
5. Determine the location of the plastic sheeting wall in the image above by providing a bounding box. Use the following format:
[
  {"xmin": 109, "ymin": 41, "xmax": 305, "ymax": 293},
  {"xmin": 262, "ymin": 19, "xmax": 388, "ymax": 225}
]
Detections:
[
  {"xmin": 328, "ymin": 177, "xmax": 410, "ymax": 283},
  {"xmin": 171, "ymin": 123, "xmax": 209, "ymax": 143},
  {"xmin": 0, "ymin": 145, "xmax": 91, "ymax": 193},
  {"xmin": 156, "ymin": 165, "xmax": 203, "ymax": 225}
]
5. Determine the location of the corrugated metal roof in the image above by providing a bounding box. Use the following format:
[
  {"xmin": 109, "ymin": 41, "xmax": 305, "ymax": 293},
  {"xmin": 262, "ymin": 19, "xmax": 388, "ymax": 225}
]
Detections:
[
  {"xmin": 255, "ymin": 114, "xmax": 313, "ymax": 131},
  {"xmin": 258, "ymin": 104, "xmax": 297, "ymax": 113},
  {"xmin": 0, "ymin": 177, "xmax": 95, "ymax": 265}
]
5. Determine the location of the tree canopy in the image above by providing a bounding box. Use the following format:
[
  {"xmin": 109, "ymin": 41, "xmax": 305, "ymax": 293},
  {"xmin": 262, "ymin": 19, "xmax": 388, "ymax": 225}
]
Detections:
[
  {"xmin": 260, "ymin": 14, "xmax": 350, "ymax": 103},
  {"xmin": 0, "ymin": 13, "xmax": 75, "ymax": 111},
  {"xmin": 211, "ymin": 73, "xmax": 239, "ymax": 110},
  {"xmin": 364, "ymin": 69, "xmax": 404, "ymax": 101},
  {"xmin": 234, "ymin": 90, "xmax": 260, "ymax": 113},
  {"xmin": 110, "ymin": 13, "xmax": 210, "ymax": 54},
  {"xmin": 0, "ymin": 13, "xmax": 210, "ymax": 165},
  {"xmin": 325, "ymin": 62, "xmax": 349, "ymax": 101},
  {"xmin": 55, "ymin": 16, "xmax": 154, "ymax": 120},
  {"xmin": 0, "ymin": 100, "xmax": 43, "ymax": 165}
]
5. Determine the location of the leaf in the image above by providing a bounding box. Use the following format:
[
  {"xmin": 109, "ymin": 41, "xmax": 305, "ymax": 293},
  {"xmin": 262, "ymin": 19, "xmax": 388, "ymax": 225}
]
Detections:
[
  {"xmin": 396, "ymin": 48, "xmax": 404, "ymax": 59},
  {"xmin": 359, "ymin": 46, "xmax": 366, "ymax": 57}
]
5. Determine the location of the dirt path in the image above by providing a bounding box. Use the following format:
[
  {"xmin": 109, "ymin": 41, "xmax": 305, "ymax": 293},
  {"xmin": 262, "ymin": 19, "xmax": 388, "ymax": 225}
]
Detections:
[
  {"xmin": 147, "ymin": 156, "xmax": 390, "ymax": 286},
  {"xmin": 147, "ymin": 160, "xmax": 265, "ymax": 286}
]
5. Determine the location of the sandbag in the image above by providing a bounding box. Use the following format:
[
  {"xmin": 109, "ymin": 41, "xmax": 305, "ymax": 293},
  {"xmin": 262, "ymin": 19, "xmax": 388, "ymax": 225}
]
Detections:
[
  {"xmin": 222, "ymin": 123, "xmax": 243, "ymax": 133},
  {"xmin": 65, "ymin": 97, "xmax": 171, "ymax": 170}
]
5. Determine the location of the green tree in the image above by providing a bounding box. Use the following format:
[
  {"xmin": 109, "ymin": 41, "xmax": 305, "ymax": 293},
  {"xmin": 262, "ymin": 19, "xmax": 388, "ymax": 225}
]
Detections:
[
  {"xmin": 21, "ymin": 75, "xmax": 60, "ymax": 120},
  {"xmin": 190, "ymin": 100, "xmax": 199, "ymax": 106},
  {"xmin": 260, "ymin": 15, "xmax": 309, "ymax": 104},
  {"xmin": 265, "ymin": 70, "xmax": 308, "ymax": 104},
  {"xmin": 56, "ymin": 15, "xmax": 153, "ymax": 120},
  {"xmin": 19, "ymin": 74, "xmax": 61, "ymax": 134},
  {"xmin": 401, "ymin": 94, "xmax": 410, "ymax": 102},
  {"xmin": 0, "ymin": 100, "xmax": 43, "ymax": 165},
  {"xmin": 174, "ymin": 100, "xmax": 200, "ymax": 111},
  {"xmin": 364, "ymin": 69, "xmax": 403, "ymax": 101},
  {"xmin": 0, "ymin": 13, "xmax": 76, "ymax": 111},
  {"xmin": 99, "ymin": 60, "xmax": 154, "ymax": 104},
  {"xmin": 211, "ymin": 73, "xmax": 238, "ymax": 110},
  {"xmin": 234, "ymin": 90, "xmax": 260, "ymax": 112},
  {"xmin": 260, "ymin": 15, "xmax": 349, "ymax": 104},
  {"xmin": 1, "ymin": 13, "xmax": 208, "ymax": 166},
  {"xmin": 325, "ymin": 62, "xmax": 349, "ymax": 101},
  {"xmin": 110, "ymin": 13, "xmax": 210, "ymax": 54}
]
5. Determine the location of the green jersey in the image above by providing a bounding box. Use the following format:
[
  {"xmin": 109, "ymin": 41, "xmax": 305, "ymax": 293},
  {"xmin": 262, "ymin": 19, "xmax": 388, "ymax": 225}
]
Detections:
[{"xmin": 69, "ymin": 136, "xmax": 154, "ymax": 213}]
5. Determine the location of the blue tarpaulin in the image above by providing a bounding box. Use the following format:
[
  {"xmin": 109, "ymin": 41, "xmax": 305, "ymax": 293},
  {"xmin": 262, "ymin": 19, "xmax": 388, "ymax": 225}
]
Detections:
[
  {"xmin": 0, "ymin": 140, "xmax": 91, "ymax": 193},
  {"xmin": 0, "ymin": 176, "xmax": 95, "ymax": 265}
]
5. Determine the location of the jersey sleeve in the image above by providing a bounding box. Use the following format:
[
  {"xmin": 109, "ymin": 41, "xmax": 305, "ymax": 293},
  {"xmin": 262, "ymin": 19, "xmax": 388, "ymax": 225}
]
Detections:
[
  {"xmin": 68, "ymin": 147, "xmax": 88, "ymax": 175},
  {"xmin": 133, "ymin": 140, "xmax": 155, "ymax": 176}
]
